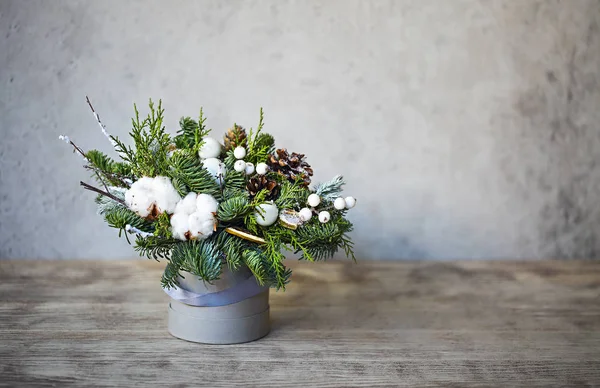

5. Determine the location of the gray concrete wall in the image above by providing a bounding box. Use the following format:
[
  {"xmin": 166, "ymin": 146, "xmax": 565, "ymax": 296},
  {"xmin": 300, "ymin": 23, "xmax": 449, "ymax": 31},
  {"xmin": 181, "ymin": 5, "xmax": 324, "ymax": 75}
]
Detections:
[{"xmin": 1, "ymin": 0, "xmax": 599, "ymax": 260}]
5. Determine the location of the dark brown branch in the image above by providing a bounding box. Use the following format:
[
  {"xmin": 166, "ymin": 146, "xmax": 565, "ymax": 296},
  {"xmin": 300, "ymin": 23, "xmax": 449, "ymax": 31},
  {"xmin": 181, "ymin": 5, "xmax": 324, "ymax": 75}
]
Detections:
[{"xmin": 80, "ymin": 181, "xmax": 125, "ymax": 205}]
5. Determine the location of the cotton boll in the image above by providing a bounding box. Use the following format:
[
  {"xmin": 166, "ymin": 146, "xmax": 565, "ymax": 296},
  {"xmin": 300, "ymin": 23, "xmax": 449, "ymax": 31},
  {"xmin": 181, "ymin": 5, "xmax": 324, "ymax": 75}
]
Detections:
[
  {"xmin": 198, "ymin": 137, "xmax": 222, "ymax": 159},
  {"xmin": 188, "ymin": 211, "xmax": 216, "ymax": 240},
  {"xmin": 203, "ymin": 157, "xmax": 226, "ymax": 184},
  {"xmin": 170, "ymin": 212, "xmax": 191, "ymax": 241},
  {"xmin": 196, "ymin": 194, "xmax": 219, "ymax": 214},
  {"xmin": 125, "ymin": 190, "xmax": 155, "ymax": 217},
  {"xmin": 175, "ymin": 192, "xmax": 198, "ymax": 216},
  {"xmin": 125, "ymin": 177, "xmax": 156, "ymax": 217},
  {"xmin": 152, "ymin": 176, "xmax": 181, "ymax": 214}
]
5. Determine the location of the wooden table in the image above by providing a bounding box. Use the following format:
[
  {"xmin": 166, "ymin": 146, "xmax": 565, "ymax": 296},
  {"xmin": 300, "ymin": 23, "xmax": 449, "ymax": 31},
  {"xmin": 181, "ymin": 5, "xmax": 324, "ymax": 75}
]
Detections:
[{"xmin": 1, "ymin": 260, "xmax": 599, "ymax": 387}]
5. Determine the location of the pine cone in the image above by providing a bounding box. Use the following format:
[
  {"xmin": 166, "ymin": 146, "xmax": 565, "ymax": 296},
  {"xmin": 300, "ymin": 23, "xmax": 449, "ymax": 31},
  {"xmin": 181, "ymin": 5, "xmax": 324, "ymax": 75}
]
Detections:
[
  {"xmin": 247, "ymin": 176, "xmax": 280, "ymax": 200},
  {"xmin": 267, "ymin": 148, "xmax": 313, "ymax": 187},
  {"xmin": 224, "ymin": 124, "xmax": 247, "ymax": 151}
]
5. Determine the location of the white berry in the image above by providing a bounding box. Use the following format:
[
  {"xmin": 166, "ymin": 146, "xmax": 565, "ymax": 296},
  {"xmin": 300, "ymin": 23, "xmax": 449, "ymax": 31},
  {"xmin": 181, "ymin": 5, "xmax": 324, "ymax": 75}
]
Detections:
[
  {"xmin": 318, "ymin": 211, "xmax": 331, "ymax": 223},
  {"xmin": 245, "ymin": 162, "xmax": 255, "ymax": 175},
  {"xmin": 233, "ymin": 146, "xmax": 246, "ymax": 160},
  {"xmin": 307, "ymin": 194, "xmax": 321, "ymax": 207},
  {"xmin": 344, "ymin": 196, "xmax": 356, "ymax": 209},
  {"xmin": 198, "ymin": 137, "xmax": 222, "ymax": 159},
  {"xmin": 254, "ymin": 203, "xmax": 279, "ymax": 226},
  {"xmin": 299, "ymin": 207, "xmax": 313, "ymax": 222},
  {"xmin": 334, "ymin": 197, "xmax": 346, "ymax": 210},
  {"xmin": 256, "ymin": 162, "xmax": 269, "ymax": 175},
  {"xmin": 234, "ymin": 160, "xmax": 246, "ymax": 172}
]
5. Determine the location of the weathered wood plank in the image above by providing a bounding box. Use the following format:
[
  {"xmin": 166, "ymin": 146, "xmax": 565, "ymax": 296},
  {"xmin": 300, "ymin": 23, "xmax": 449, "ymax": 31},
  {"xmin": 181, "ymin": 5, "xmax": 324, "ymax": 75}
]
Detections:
[{"xmin": 0, "ymin": 260, "xmax": 599, "ymax": 387}]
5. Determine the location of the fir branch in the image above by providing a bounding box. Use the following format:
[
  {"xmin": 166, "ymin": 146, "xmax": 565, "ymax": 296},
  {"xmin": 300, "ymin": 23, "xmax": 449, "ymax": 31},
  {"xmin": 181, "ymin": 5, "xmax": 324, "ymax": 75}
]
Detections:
[
  {"xmin": 95, "ymin": 187, "xmax": 126, "ymax": 215},
  {"xmin": 168, "ymin": 151, "xmax": 220, "ymax": 198},
  {"xmin": 135, "ymin": 234, "xmax": 178, "ymax": 261},
  {"xmin": 218, "ymin": 195, "xmax": 251, "ymax": 222},
  {"xmin": 85, "ymin": 149, "xmax": 134, "ymax": 187},
  {"xmin": 314, "ymin": 175, "xmax": 345, "ymax": 201},
  {"xmin": 126, "ymin": 224, "xmax": 153, "ymax": 238},
  {"xmin": 168, "ymin": 239, "xmax": 223, "ymax": 284},
  {"xmin": 215, "ymin": 231, "xmax": 245, "ymax": 271},
  {"xmin": 242, "ymin": 249, "xmax": 271, "ymax": 286},
  {"xmin": 103, "ymin": 206, "xmax": 153, "ymax": 238}
]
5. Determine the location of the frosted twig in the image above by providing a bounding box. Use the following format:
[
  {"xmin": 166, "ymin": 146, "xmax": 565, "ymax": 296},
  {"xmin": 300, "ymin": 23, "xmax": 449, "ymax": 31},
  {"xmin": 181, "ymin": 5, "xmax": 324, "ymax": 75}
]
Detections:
[
  {"xmin": 125, "ymin": 224, "xmax": 153, "ymax": 238},
  {"xmin": 80, "ymin": 181, "xmax": 126, "ymax": 205},
  {"xmin": 59, "ymin": 135, "xmax": 86, "ymax": 160},
  {"xmin": 86, "ymin": 96, "xmax": 118, "ymax": 148}
]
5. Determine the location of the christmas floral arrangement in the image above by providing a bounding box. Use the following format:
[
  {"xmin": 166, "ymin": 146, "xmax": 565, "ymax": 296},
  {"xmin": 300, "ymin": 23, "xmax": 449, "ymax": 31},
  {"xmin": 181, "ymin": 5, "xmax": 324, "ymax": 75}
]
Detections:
[{"xmin": 60, "ymin": 98, "xmax": 356, "ymax": 291}]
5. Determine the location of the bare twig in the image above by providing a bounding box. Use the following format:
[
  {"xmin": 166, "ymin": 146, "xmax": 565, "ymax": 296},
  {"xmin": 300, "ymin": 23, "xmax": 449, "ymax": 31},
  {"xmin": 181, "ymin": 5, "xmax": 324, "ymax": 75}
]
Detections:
[
  {"xmin": 80, "ymin": 181, "xmax": 125, "ymax": 205},
  {"xmin": 86, "ymin": 96, "xmax": 117, "ymax": 148}
]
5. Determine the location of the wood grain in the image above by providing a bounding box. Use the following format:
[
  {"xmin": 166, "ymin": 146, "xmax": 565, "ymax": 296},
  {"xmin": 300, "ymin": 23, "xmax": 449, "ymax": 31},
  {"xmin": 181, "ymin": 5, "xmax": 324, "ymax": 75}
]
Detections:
[{"xmin": 0, "ymin": 260, "xmax": 599, "ymax": 387}]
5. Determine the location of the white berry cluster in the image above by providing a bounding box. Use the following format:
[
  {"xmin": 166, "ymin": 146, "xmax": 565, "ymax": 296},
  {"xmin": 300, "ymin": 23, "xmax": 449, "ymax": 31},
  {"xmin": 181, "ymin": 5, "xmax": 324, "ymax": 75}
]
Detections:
[
  {"xmin": 170, "ymin": 192, "xmax": 219, "ymax": 241},
  {"xmin": 300, "ymin": 193, "xmax": 357, "ymax": 224},
  {"xmin": 232, "ymin": 146, "xmax": 269, "ymax": 176},
  {"xmin": 125, "ymin": 176, "xmax": 181, "ymax": 218}
]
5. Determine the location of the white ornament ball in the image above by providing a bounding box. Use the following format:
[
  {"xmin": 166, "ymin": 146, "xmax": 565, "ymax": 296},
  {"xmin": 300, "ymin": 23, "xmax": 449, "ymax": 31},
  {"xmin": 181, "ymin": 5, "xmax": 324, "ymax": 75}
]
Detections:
[
  {"xmin": 233, "ymin": 146, "xmax": 246, "ymax": 160},
  {"xmin": 307, "ymin": 193, "xmax": 321, "ymax": 207},
  {"xmin": 198, "ymin": 137, "xmax": 222, "ymax": 159},
  {"xmin": 334, "ymin": 197, "xmax": 346, "ymax": 210},
  {"xmin": 234, "ymin": 159, "xmax": 246, "ymax": 173},
  {"xmin": 203, "ymin": 157, "xmax": 226, "ymax": 184},
  {"xmin": 318, "ymin": 211, "xmax": 331, "ymax": 223},
  {"xmin": 344, "ymin": 196, "xmax": 357, "ymax": 209},
  {"xmin": 256, "ymin": 162, "xmax": 269, "ymax": 175},
  {"xmin": 245, "ymin": 162, "xmax": 255, "ymax": 175},
  {"xmin": 254, "ymin": 203, "xmax": 279, "ymax": 226},
  {"xmin": 299, "ymin": 207, "xmax": 313, "ymax": 222}
]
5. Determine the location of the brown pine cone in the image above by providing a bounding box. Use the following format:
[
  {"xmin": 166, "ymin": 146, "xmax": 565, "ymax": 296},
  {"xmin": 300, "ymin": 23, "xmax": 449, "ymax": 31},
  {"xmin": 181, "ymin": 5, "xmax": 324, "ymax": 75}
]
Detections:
[
  {"xmin": 224, "ymin": 124, "xmax": 247, "ymax": 151},
  {"xmin": 247, "ymin": 175, "xmax": 280, "ymax": 200},
  {"xmin": 267, "ymin": 148, "xmax": 313, "ymax": 187}
]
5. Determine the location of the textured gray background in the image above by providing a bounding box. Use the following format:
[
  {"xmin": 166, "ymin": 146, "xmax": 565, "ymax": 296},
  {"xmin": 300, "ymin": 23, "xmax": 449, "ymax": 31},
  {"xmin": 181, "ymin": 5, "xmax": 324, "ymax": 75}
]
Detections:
[{"xmin": 1, "ymin": 0, "xmax": 599, "ymax": 260}]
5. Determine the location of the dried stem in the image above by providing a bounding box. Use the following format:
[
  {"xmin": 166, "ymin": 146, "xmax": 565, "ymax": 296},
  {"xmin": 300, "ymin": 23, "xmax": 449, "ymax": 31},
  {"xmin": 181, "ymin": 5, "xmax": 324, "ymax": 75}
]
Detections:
[
  {"xmin": 80, "ymin": 181, "xmax": 125, "ymax": 205},
  {"xmin": 86, "ymin": 96, "xmax": 117, "ymax": 148}
]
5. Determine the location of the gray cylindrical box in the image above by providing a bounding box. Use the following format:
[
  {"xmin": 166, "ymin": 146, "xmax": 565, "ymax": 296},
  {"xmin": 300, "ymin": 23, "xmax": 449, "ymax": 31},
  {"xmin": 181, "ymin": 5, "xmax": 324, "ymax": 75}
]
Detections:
[{"xmin": 167, "ymin": 267, "xmax": 270, "ymax": 344}]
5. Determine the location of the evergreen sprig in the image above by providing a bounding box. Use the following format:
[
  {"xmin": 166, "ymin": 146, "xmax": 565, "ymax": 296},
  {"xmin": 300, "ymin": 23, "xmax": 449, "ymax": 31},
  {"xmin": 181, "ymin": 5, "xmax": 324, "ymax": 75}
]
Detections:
[
  {"xmin": 162, "ymin": 239, "xmax": 223, "ymax": 289},
  {"xmin": 173, "ymin": 109, "xmax": 211, "ymax": 153},
  {"xmin": 168, "ymin": 150, "xmax": 220, "ymax": 198},
  {"xmin": 314, "ymin": 175, "xmax": 345, "ymax": 201}
]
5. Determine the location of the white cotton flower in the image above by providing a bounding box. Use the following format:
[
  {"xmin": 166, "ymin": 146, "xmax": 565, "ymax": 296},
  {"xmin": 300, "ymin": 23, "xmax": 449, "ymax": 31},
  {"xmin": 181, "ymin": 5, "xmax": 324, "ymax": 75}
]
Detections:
[
  {"xmin": 151, "ymin": 176, "xmax": 181, "ymax": 214},
  {"xmin": 198, "ymin": 137, "xmax": 222, "ymax": 159},
  {"xmin": 125, "ymin": 177, "xmax": 156, "ymax": 217},
  {"xmin": 196, "ymin": 193, "xmax": 218, "ymax": 214},
  {"xmin": 170, "ymin": 212, "xmax": 191, "ymax": 241},
  {"xmin": 175, "ymin": 192, "xmax": 198, "ymax": 216},
  {"xmin": 188, "ymin": 211, "xmax": 216, "ymax": 240}
]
